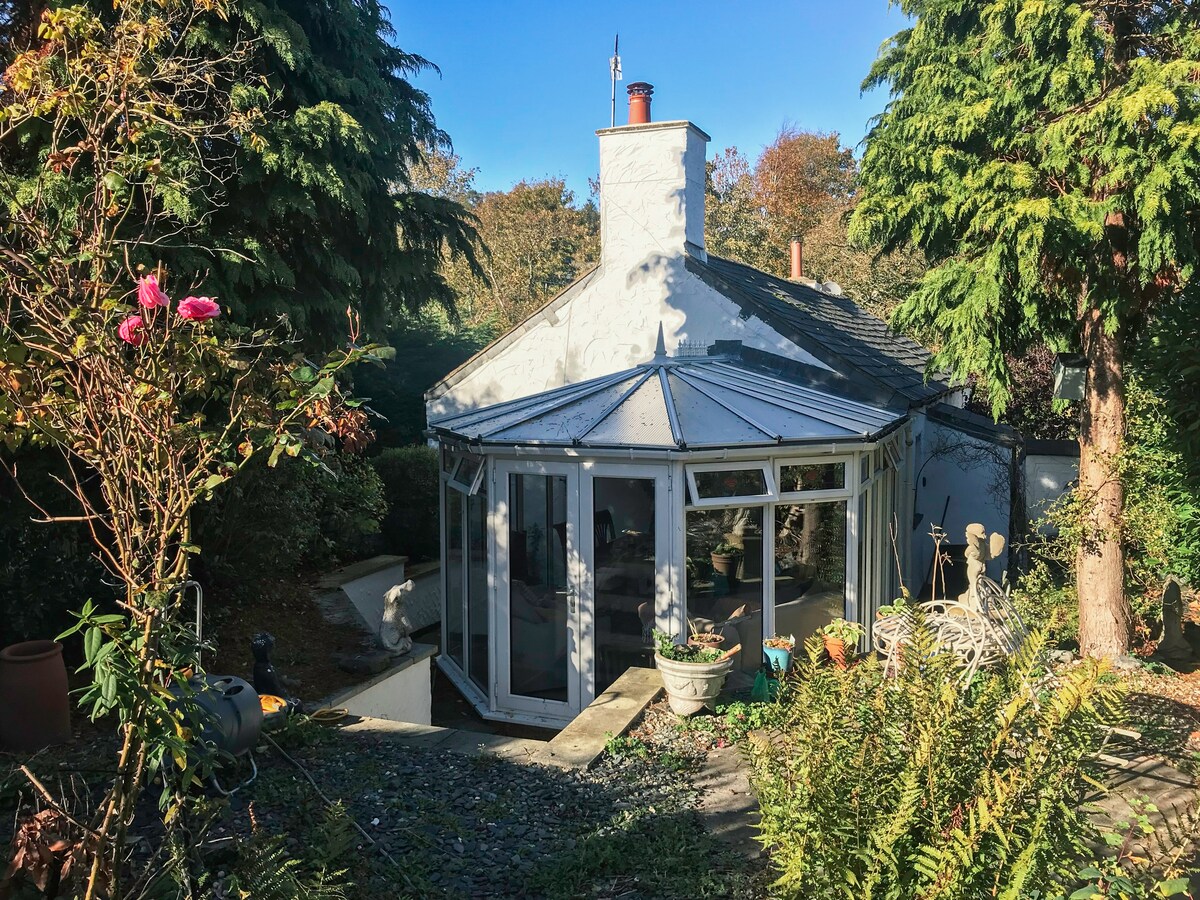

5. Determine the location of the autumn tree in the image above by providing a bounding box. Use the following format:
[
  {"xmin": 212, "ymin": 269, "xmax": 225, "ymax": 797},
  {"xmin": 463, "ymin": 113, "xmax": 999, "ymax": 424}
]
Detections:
[
  {"xmin": 445, "ymin": 178, "xmax": 599, "ymax": 330},
  {"xmin": 755, "ymin": 127, "xmax": 856, "ymax": 250},
  {"xmin": 852, "ymin": 0, "xmax": 1200, "ymax": 657},
  {"xmin": 704, "ymin": 130, "xmax": 924, "ymax": 317}
]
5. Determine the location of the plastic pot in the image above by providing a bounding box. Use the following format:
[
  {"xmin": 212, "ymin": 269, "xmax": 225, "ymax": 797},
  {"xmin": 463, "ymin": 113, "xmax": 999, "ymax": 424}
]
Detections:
[
  {"xmin": 762, "ymin": 640, "xmax": 795, "ymax": 673},
  {"xmin": 0, "ymin": 640, "xmax": 72, "ymax": 751}
]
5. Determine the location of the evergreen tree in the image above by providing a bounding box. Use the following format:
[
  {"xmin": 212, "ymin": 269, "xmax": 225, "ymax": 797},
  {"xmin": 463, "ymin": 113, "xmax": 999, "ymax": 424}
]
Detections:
[
  {"xmin": 2, "ymin": 0, "xmax": 480, "ymax": 344},
  {"xmin": 851, "ymin": 0, "xmax": 1200, "ymax": 657}
]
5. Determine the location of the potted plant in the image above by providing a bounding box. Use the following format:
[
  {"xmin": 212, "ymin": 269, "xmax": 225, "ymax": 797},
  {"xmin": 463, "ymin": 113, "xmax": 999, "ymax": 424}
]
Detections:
[
  {"xmin": 710, "ymin": 541, "xmax": 743, "ymax": 587},
  {"xmin": 653, "ymin": 630, "xmax": 739, "ymax": 715},
  {"xmin": 877, "ymin": 588, "xmax": 912, "ymax": 618},
  {"xmin": 762, "ymin": 634, "xmax": 796, "ymax": 673},
  {"xmin": 688, "ymin": 631, "xmax": 726, "ymax": 650},
  {"xmin": 820, "ymin": 619, "xmax": 864, "ymax": 669}
]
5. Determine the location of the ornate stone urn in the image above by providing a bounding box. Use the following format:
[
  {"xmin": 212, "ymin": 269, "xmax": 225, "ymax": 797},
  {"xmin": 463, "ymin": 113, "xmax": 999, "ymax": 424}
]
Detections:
[{"xmin": 654, "ymin": 652, "xmax": 734, "ymax": 716}]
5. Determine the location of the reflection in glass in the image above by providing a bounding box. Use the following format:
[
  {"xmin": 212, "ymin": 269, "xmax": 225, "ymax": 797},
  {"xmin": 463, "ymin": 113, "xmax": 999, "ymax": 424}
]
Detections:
[
  {"xmin": 593, "ymin": 477, "xmax": 657, "ymax": 694},
  {"xmin": 774, "ymin": 501, "xmax": 847, "ymax": 648},
  {"xmin": 692, "ymin": 468, "xmax": 768, "ymax": 500},
  {"xmin": 508, "ymin": 474, "xmax": 569, "ymax": 702},
  {"xmin": 467, "ymin": 486, "xmax": 489, "ymax": 692},
  {"xmin": 779, "ymin": 462, "xmax": 844, "ymax": 494},
  {"xmin": 444, "ymin": 487, "xmax": 464, "ymax": 668},
  {"xmin": 684, "ymin": 507, "xmax": 764, "ymax": 674}
]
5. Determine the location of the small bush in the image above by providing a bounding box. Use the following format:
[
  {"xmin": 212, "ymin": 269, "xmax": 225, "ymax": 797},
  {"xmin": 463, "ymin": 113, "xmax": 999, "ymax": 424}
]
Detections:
[
  {"xmin": 371, "ymin": 445, "xmax": 439, "ymax": 562},
  {"xmin": 195, "ymin": 454, "xmax": 386, "ymax": 586},
  {"xmin": 748, "ymin": 624, "xmax": 1121, "ymax": 899}
]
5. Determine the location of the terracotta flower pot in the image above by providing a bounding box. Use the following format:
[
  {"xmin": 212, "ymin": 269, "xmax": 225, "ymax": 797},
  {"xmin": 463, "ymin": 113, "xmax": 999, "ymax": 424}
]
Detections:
[
  {"xmin": 822, "ymin": 634, "xmax": 849, "ymax": 670},
  {"xmin": 688, "ymin": 632, "xmax": 726, "ymax": 650},
  {"xmin": 710, "ymin": 553, "xmax": 741, "ymax": 588},
  {"xmin": 0, "ymin": 640, "xmax": 72, "ymax": 751}
]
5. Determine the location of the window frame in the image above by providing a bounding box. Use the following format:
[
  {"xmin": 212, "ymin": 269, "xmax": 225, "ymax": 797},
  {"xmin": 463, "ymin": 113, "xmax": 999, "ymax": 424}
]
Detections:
[
  {"xmin": 774, "ymin": 456, "xmax": 852, "ymax": 502},
  {"xmin": 684, "ymin": 461, "xmax": 776, "ymax": 509},
  {"xmin": 447, "ymin": 451, "xmax": 486, "ymax": 495}
]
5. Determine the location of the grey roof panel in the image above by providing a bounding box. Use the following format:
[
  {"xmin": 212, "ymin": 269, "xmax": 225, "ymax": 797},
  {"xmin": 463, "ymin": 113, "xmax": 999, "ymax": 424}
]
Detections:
[{"xmin": 431, "ymin": 355, "xmax": 906, "ymax": 451}]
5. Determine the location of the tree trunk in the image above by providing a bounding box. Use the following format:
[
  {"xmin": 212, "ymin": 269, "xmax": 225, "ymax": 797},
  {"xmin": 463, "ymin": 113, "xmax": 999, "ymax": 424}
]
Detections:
[{"xmin": 1076, "ymin": 307, "xmax": 1131, "ymax": 658}]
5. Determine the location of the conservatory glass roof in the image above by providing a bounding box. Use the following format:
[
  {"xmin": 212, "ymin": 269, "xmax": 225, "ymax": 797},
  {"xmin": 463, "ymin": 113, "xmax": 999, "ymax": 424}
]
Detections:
[{"xmin": 428, "ymin": 354, "xmax": 905, "ymax": 451}]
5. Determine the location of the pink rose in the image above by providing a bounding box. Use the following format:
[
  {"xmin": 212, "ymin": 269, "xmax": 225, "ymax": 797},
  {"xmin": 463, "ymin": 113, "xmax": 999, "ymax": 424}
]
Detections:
[
  {"xmin": 177, "ymin": 296, "xmax": 221, "ymax": 321},
  {"xmin": 118, "ymin": 315, "xmax": 146, "ymax": 346},
  {"xmin": 137, "ymin": 274, "xmax": 169, "ymax": 308}
]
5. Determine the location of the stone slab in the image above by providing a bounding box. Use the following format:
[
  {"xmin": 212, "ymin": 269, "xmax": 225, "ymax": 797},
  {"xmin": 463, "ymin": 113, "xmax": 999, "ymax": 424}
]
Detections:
[
  {"xmin": 338, "ymin": 715, "xmax": 547, "ymax": 760},
  {"xmin": 534, "ymin": 667, "xmax": 663, "ymax": 770},
  {"xmin": 695, "ymin": 743, "xmax": 762, "ymax": 858},
  {"xmin": 316, "ymin": 555, "xmax": 407, "ymax": 592}
]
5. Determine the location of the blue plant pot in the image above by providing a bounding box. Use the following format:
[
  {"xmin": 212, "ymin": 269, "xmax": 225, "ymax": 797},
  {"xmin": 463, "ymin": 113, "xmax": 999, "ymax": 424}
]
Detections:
[{"xmin": 763, "ymin": 642, "xmax": 794, "ymax": 673}]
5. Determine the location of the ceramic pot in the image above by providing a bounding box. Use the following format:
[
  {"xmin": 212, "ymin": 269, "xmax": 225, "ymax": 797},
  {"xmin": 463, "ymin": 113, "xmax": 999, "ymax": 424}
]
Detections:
[
  {"xmin": 655, "ymin": 652, "xmax": 733, "ymax": 716},
  {"xmin": 0, "ymin": 640, "xmax": 72, "ymax": 751},
  {"xmin": 822, "ymin": 635, "xmax": 849, "ymax": 670},
  {"xmin": 763, "ymin": 640, "xmax": 795, "ymax": 673}
]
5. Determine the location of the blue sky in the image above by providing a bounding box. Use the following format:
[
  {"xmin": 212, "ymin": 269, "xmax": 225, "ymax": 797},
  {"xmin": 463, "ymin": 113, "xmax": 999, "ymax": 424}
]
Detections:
[{"xmin": 385, "ymin": 1, "xmax": 909, "ymax": 199}]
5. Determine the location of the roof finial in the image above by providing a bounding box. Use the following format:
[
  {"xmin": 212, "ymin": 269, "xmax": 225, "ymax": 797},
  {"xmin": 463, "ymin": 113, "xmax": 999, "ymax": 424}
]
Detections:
[{"xmin": 654, "ymin": 322, "xmax": 667, "ymax": 358}]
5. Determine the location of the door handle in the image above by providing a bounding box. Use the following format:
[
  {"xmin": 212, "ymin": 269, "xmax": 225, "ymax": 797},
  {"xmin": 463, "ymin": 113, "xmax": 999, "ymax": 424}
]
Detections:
[{"xmin": 567, "ymin": 588, "xmax": 577, "ymax": 614}]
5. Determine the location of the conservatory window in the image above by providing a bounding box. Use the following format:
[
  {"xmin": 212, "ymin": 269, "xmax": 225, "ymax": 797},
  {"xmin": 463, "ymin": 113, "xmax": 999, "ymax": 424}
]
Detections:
[
  {"xmin": 685, "ymin": 506, "xmax": 765, "ymax": 675},
  {"xmin": 448, "ymin": 451, "xmax": 485, "ymax": 495},
  {"xmin": 685, "ymin": 463, "xmax": 774, "ymax": 508},
  {"xmin": 774, "ymin": 501, "xmax": 847, "ymax": 648},
  {"xmin": 776, "ymin": 460, "xmax": 848, "ymax": 498}
]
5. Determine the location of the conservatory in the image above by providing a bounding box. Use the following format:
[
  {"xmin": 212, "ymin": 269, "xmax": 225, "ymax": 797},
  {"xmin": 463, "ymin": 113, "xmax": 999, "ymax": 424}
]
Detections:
[{"xmin": 430, "ymin": 345, "xmax": 912, "ymax": 727}]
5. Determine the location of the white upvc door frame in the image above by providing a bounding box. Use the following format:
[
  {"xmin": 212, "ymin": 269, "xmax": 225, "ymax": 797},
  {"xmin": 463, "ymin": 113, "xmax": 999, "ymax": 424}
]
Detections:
[
  {"xmin": 494, "ymin": 458, "xmax": 582, "ymax": 724},
  {"xmin": 579, "ymin": 461, "xmax": 672, "ymax": 708}
]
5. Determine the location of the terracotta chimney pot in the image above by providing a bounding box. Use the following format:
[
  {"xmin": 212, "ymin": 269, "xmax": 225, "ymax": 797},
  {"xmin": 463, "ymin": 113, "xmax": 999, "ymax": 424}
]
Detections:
[
  {"xmin": 790, "ymin": 240, "xmax": 804, "ymax": 280},
  {"xmin": 627, "ymin": 82, "xmax": 654, "ymax": 124}
]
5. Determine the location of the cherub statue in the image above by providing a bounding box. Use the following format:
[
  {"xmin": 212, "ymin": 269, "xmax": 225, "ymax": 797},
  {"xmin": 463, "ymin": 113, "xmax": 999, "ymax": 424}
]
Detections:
[
  {"xmin": 380, "ymin": 580, "xmax": 416, "ymax": 655},
  {"xmin": 960, "ymin": 523, "xmax": 1005, "ymax": 610}
]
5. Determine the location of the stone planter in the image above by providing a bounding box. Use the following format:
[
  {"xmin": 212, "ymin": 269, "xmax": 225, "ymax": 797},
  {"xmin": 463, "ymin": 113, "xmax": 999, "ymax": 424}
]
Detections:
[
  {"xmin": 654, "ymin": 652, "xmax": 734, "ymax": 716},
  {"xmin": 0, "ymin": 640, "xmax": 71, "ymax": 751}
]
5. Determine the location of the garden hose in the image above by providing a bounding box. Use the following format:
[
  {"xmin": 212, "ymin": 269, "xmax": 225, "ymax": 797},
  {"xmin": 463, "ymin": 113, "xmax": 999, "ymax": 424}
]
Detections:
[{"xmin": 307, "ymin": 706, "xmax": 349, "ymax": 724}]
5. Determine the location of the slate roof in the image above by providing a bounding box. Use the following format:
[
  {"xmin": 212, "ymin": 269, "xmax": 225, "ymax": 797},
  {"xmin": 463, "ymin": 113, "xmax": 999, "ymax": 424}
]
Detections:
[{"xmin": 688, "ymin": 254, "xmax": 948, "ymax": 406}]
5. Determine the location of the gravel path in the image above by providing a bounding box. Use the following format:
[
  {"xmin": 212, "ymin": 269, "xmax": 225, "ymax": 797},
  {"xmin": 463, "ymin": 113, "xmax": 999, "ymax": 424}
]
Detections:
[{"xmin": 215, "ymin": 716, "xmax": 764, "ymax": 899}]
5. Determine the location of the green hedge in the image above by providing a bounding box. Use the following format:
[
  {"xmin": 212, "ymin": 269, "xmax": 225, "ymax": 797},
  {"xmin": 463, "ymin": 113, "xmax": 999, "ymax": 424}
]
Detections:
[{"xmin": 371, "ymin": 445, "xmax": 440, "ymax": 562}]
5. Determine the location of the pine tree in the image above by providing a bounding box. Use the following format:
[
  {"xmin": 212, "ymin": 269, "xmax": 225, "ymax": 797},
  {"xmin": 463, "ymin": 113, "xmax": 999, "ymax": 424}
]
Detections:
[{"xmin": 851, "ymin": 0, "xmax": 1200, "ymax": 657}]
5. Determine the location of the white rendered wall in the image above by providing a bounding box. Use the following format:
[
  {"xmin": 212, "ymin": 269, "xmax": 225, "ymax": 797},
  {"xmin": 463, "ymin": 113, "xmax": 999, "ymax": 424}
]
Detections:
[
  {"xmin": 335, "ymin": 647, "xmax": 435, "ymax": 726},
  {"xmin": 910, "ymin": 415, "xmax": 1012, "ymax": 587},
  {"xmin": 427, "ymin": 120, "xmax": 831, "ymax": 421}
]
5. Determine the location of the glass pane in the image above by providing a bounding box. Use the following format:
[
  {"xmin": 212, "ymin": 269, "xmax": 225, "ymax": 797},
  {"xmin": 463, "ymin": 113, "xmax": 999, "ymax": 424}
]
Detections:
[
  {"xmin": 508, "ymin": 474, "xmax": 569, "ymax": 702},
  {"xmin": 454, "ymin": 454, "xmax": 483, "ymax": 491},
  {"xmin": 467, "ymin": 486, "xmax": 489, "ymax": 692},
  {"xmin": 593, "ymin": 477, "xmax": 657, "ymax": 695},
  {"xmin": 685, "ymin": 506, "xmax": 765, "ymax": 676},
  {"xmin": 779, "ymin": 462, "xmax": 845, "ymax": 494},
  {"xmin": 444, "ymin": 488, "xmax": 464, "ymax": 668},
  {"xmin": 774, "ymin": 501, "xmax": 847, "ymax": 651},
  {"xmin": 692, "ymin": 468, "xmax": 768, "ymax": 499}
]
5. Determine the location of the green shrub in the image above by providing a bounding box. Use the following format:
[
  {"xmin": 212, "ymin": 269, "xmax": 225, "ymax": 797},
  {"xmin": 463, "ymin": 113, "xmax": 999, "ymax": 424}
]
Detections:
[
  {"xmin": 195, "ymin": 454, "xmax": 386, "ymax": 586},
  {"xmin": 748, "ymin": 625, "xmax": 1120, "ymax": 899},
  {"xmin": 371, "ymin": 445, "xmax": 439, "ymax": 562},
  {"xmin": 0, "ymin": 452, "xmax": 116, "ymax": 646}
]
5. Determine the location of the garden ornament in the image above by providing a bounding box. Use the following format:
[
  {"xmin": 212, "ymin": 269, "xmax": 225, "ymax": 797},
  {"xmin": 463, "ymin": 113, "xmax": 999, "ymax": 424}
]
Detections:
[
  {"xmin": 380, "ymin": 580, "xmax": 416, "ymax": 656},
  {"xmin": 1156, "ymin": 577, "xmax": 1192, "ymax": 664},
  {"xmin": 251, "ymin": 632, "xmax": 286, "ymax": 698},
  {"xmin": 960, "ymin": 523, "xmax": 1005, "ymax": 611}
]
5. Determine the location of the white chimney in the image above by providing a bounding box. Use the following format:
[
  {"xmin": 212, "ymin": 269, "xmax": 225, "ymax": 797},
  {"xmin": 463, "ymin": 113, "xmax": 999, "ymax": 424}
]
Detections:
[{"xmin": 596, "ymin": 83, "xmax": 709, "ymax": 270}]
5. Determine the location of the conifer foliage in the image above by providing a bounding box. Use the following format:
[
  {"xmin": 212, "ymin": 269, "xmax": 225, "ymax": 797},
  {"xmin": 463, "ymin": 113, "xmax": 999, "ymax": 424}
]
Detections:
[{"xmin": 852, "ymin": 0, "xmax": 1200, "ymax": 657}]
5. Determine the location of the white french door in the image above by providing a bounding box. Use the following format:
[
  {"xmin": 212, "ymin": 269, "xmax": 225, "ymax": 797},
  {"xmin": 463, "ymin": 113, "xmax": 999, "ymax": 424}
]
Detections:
[
  {"xmin": 580, "ymin": 463, "xmax": 671, "ymax": 707},
  {"xmin": 495, "ymin": 459, "xmax": 583, "ymax": 721}
]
